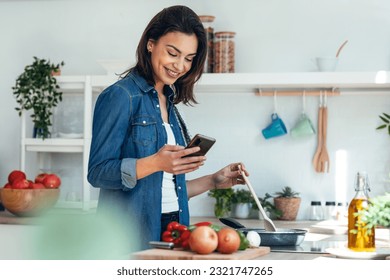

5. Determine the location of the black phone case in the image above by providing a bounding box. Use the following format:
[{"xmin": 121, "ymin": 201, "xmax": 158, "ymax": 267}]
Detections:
[{"xmin": 183, "ymin": 134, "xmax": 216, "ymax": 157}]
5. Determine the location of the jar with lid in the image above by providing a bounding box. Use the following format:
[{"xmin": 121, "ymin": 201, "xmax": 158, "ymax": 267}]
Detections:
[
  {"xmin": 348, "ymin": 172, "xmax": 375, "ymax": 252},
  {"xmin": 336, "ymin": 202, "xmax": 348, "ymax": 222},
  {"xmin": 198, "ymin": 15, "xmax": 215, "ymax": 73},
  {"xmin": 324, "ymin": 201, "xmax": 336, "ymax": 220},
  {"xmin": 214, "ymin": 31, "xmax": 236, "ymax": 73},
  {"xmin": 309, "ymin": 201, "xmax": 324, "ymax": 221}
]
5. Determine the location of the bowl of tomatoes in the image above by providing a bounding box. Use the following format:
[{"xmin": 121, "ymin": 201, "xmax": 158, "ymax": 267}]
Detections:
[{"xmin": 0, "ymin": 170, "xmax": 61, "ymax": 217}]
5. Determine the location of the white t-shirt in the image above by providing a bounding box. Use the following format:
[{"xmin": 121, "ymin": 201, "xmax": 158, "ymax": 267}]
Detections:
[{"xmin": 161, "ymin": 122, "xmax": 179, "ymax": 213}]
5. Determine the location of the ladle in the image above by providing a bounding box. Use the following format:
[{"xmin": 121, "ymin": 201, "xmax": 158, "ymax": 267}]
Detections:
[{"xmin": 238, "ymin": 165, "xmax": 277, "ymax": 232}]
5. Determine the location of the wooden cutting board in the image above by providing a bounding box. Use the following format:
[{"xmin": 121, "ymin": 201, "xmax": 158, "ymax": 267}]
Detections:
[{"xmin": 132, "ymin": 247, "xmax": 270, "ymax": 260}]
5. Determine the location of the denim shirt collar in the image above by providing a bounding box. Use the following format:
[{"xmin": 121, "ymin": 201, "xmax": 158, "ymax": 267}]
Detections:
[{"xmin": 127, "ymin": 70, "xmax": 176, "ymax": 102}]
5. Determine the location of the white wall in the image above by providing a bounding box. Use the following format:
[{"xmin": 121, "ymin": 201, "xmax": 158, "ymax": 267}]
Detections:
[{"xmin": 1, "ymin": 0, "xmax": 389, "ymax": 219}]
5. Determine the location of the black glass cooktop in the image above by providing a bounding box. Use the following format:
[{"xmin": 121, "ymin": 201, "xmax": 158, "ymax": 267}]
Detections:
[{"xmin": 270, "ymin": 240, "xmax": 346, "ymax": 254}]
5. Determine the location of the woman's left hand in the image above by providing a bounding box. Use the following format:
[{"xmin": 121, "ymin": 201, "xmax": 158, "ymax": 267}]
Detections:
[{"xmin": 211, "ymin": 162, "xmax": 249, "ymax": 190}]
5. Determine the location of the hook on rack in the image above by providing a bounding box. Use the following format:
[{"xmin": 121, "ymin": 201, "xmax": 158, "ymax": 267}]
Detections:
[
  {"xmin": 255, "ymin": 88, "xmax": 340, "ymax": 96},
  {"xmin": 273, "ymin": 90, "xmax": 278, "ymax": 113}
]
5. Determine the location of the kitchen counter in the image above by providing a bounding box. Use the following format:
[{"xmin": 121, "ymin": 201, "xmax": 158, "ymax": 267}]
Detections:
[
  {"xmin": 190, "ymin": 216, "xmax": 390, "ymax": 260},
  {"xmin": 1, "ymin": 211, "xmax": 388, "ymax": 260}
]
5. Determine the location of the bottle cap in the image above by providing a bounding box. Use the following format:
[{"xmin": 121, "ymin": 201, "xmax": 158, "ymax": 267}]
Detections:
[{"xmin": 311, "ymin": 201, "xmax": 321, "ymax": 206}]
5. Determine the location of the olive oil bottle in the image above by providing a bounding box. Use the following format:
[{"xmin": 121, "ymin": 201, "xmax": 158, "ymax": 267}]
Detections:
[{"xmin": 347, "ymin": 172, "xmax": 375, "ymax": 252}]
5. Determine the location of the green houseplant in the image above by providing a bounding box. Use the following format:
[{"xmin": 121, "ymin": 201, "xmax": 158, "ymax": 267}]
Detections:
[
  {"xmin": 12, "ymin": 57, "xmax": 64, "ymax": 139},
  {"xmin": 354, "ymin": 193, "xmax": 390, "ymax": 235},
  {"xmin": 253, "ymin": 192, "xmax": 283, "ymax": 219},
  {"xmin": 231, "ymin": 189, "xmax": 253, "ymax": 219},
  {"xmin": 273, "ymin": 186, "xmax": 301, "ymax": 220},
  {"xmin": 208, "ymin": 188, "xmax": 235, "ymax": 218}
]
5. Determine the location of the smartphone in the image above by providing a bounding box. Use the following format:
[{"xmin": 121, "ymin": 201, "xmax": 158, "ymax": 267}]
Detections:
[{"xmin": 183, "ymin": 134, "xmax": 216, "ymax": 157}]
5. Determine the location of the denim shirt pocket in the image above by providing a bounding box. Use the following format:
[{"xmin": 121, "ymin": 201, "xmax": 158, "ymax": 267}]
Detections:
[{"xmin": 131, "ymin": 115, "xmax": 157, "ymax": 147}]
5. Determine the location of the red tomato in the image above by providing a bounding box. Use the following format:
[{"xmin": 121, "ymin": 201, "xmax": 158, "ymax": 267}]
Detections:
[
  {"xmin": 34, "ymin": 173, "xmax": 48, "ymax": 184},
  {"xmin": 188, "ymin": 226, "xmax": 218, "ymax": 254},
  {"xmin": 43, "ymin": 174, "xmax": 61, "ymax": 188},
  {"xmin": 31, "ymin": 182, "xmax": 45, "ymax": 189},
  {"xmin": 8, "ymin": 170, "xmax": 26, "ymax": 185},
  {"xmin": 3, "ymin": 183, "xmax": 12, "ymax": 189},
  {"xmin": 217, "ymin": 227, "xmax": 241, "ymax": 254},
  {"xmin": 12, "ymin": 178, "xmax": 30, "ymax": 189}
]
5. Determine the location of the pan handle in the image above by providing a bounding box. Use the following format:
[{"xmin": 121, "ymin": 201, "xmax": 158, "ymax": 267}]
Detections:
[{"xmin": 219, "ymin": 217, "xmax": 246, "ymax": 229}]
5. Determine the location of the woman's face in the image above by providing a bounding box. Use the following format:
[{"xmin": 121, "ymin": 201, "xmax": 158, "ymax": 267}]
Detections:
[{"xmin": 148, "ymin": 32, "xmax": 198, "ymax": 91}]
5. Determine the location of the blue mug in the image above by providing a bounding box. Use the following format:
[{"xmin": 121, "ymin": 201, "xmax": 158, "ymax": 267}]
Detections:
[{"xmin": 262, "ymin": 113, "xmax": 288, "ymax": 139}]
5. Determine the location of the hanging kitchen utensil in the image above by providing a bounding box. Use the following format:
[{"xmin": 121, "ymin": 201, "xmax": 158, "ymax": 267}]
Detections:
[
  {"xmin": 261, "ymin": 91, "xmax": 287, "ymax": 139},
  {"xmin": 291, "ymin": 91, "xmax": 316, "ymax": 138},
  {"xmin": 238, "ymin": 165, "xmax": 277, "ymax": 232},
  {"xmin": 318, "ymin": 91, "xmax": 330, "ymax": 172},
  {"xmin": 312, "ymin": 91, "xmax": 323, "ymax": 172}
]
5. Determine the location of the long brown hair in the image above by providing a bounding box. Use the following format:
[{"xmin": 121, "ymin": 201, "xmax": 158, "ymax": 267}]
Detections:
[{"xmin": 122, "ymin": 5, "xmax": 206, "ymax": 105}]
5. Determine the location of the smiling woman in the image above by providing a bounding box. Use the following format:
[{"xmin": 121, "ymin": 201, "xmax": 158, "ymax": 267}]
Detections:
[{"xmin": 87, "ymin": 5, "xmax": 248, "ymax": 251}]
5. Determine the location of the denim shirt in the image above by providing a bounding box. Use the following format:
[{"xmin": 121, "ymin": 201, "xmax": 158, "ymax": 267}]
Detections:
[{"xmin": 87, "ymin": 70, "xmax": 189, "ymax": 251}]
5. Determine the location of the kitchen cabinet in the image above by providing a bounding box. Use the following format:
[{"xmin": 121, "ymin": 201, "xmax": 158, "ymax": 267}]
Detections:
[{"xmin": 19, "ymin": 71, "xmax": 390, "ymax": 212}]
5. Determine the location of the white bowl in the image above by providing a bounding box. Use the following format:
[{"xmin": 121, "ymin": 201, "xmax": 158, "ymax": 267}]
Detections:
[{"xmin": 315, "ymin": 57, "xmax": 338, "ymax": 72}]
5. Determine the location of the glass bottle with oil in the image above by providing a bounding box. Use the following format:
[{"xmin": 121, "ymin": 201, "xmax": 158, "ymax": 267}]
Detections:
[{"xmin": 347, "ymin": 172, "xmax": 375, "ymax": 252}]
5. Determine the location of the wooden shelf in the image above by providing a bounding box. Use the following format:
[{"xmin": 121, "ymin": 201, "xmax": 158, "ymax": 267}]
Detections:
[
  {"xmin": 195, "ymin": 72, "xmax": 390, "ymax": 94},
  {"xmin": 87, "ymin": 72, "xmax": 390, "ymax": 95}
]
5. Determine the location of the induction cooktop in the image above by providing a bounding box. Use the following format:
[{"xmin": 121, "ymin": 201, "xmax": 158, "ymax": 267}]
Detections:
[{"xmin": 270, "ymin": 240, "xmax": 346, "ymax": 254}]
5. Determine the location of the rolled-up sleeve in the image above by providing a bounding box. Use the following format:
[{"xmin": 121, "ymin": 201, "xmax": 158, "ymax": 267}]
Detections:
[{"xmin": 121, "ymin": 158, "xmax": 137, "ymax": 189}]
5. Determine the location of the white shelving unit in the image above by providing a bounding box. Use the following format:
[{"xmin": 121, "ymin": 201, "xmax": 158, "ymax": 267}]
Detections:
[
  {"xmin": 20, "ymin": 75, "xmax": 95, "ymax": 211},
  {"xmin": 19, "ymin": 71, "xmax": 390, "ymax": 211}
]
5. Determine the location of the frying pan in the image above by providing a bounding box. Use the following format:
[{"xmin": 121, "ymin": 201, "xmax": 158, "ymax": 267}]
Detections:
[{"xmin": 220, "ymin": 217, "xmax": 307, "ymax": 246}]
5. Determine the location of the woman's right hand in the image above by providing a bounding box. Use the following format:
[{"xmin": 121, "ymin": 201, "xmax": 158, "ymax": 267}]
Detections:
[{"xmin": 153, "ymin": 144, "xmax": 206, "ymax": 174}]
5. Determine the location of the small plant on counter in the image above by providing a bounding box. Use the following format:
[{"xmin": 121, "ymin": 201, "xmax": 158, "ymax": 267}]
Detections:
[
  {"xmin": 208, "ymin": 188, "xmax": 235, "ymax": 218},
  {"xmin": 273, "ymin": 186, "xmax": 301, "ymax": 221},
  {"xmin": 231, "ymin": 189, "xmax": 252, "ymax": 204},
  {"xmin": 354, "ymin": 193, "xmax": 390, "ymax": 235},
  {"xmin": 231, "ymin": 189, "xmax": 254, "ymax": 219},
  {"xmin": 252, "ymin": 192, "xmax": 283, "ymax": 219},
  {"xmin": 12, "ymin": 56, "xmax": 65, "ymax": 139},
  {"xmin": 376, "ymin": 112, "xmax": 390, "ymax": 135},
  {"xmin": 274, "ymin": 186, "xmax": 300, "ymax": 198}
]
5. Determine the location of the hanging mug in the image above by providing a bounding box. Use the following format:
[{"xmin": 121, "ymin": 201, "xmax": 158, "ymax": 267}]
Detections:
[
  {"xmin": 291, "ymin": 113, "xmax": 316, "ymax": 138},
  {"xmin": 262, "ymin": 113, "xmax": 287, "ymax": 139}
]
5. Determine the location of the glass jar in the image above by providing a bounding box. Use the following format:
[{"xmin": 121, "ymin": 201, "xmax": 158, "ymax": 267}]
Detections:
[
  {"xmin": 336, "ymin": 202, "xmax": 348, "ymax": 222},
  {"xmin": 348, "ymin": 172, "xmax": 375, "ymax": 252},
  {"xmin": 53, "ymin": 94, "xmax": 84, "ymax": 138},
  {"xmin": 198, "ymin": 15, "xmax": 215, "ymax": 73},
  {"xmin": 214, "ymin": 31, "xmax": 236, "ymax": 73},
  {"xmin": 309, "ymin": 201, "xmax": 324, "ymax": 221},
  {"xmin": 324, "ymin": 201, "xmax": 336, "ymax": 220}
]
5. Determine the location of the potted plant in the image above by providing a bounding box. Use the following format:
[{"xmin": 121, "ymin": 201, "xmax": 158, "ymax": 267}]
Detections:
[
  {"xmin": 252, "ymin": 192, "xmax": 283, "ymax": 220},
  {"xmin": 231, "ymin": 189, "xmax": 253, "ymax": 219},
  {"xmin": 273, "ymin": 186, "xmax": 301, "ymax": 221},
  {"xmin": 208, "ymin": 188, "xmax": 235, "ymax": 218},
  {"xmin": 12, "ymin": 57, "xmax": 65, "ymax": 139},
  {"xmin": 354, "ymin": 193, "xmax": 390, "ymax": 235}
]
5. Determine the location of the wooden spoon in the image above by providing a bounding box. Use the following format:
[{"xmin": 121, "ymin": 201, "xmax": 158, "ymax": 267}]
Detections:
[
  {"xmin": 318, "ymin": 105, "xmax": 330, "ymax": 172},
  {"xmin": 336, "ymin": 40, "xmax": 348, "ymax": 58},
  {"xmin": 238, "ymin": 165, "xmax": 277, "ymax": 232},
  {"xmin": 312, "ymin": 104, "xmax": 323, "ymax": 172}
]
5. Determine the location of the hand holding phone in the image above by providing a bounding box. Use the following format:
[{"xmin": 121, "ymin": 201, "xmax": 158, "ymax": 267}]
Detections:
[{"xmin": 183, "ymin": 134, "xmax": 216, "ymax": 157}]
